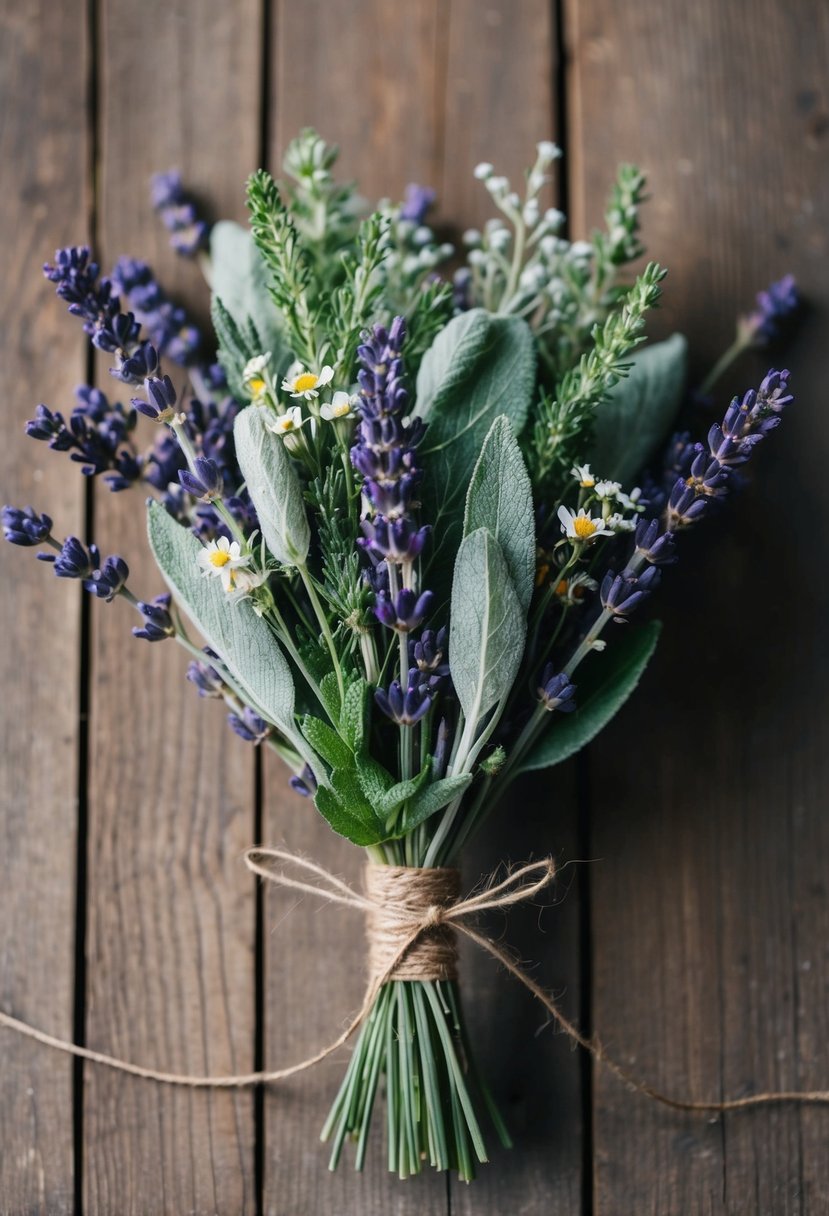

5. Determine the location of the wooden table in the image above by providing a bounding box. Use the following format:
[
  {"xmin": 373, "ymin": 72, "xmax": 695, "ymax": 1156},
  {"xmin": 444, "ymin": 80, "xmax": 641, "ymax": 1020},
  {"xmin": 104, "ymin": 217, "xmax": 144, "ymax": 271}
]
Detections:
[{"xmin": 2, "ymin": 1, "xmax": 827, "ymax": 1211}]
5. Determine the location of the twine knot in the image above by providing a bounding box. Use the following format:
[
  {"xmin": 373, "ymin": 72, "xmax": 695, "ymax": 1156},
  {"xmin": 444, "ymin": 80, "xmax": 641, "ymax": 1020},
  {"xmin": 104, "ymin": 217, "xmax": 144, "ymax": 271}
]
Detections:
[{"xmin": 364, "ymin": 864, "xmax": 461, "ymax": 981}]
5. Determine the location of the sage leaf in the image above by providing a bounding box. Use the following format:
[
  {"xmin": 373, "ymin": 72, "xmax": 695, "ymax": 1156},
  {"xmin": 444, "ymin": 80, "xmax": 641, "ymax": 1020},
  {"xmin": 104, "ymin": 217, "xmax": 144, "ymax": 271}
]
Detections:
[
  {"xmin": 517, "ymin": 620, "xmax": 662, "ymax": 773},
  {"xmin": 314, "ymin": 784, "xmax": 385, "ymax": 847},
  {"xmin": 147, "ymin": 501, "xmax": 295, "ymax": 733},
  {"xmin": 300, "ymin": 715, "xmax": 353, "ymax": 772},
  {"xmin": 464, "ymin": 414, "xmax": 535, "ymax": 613},
  {"xmin": 415, "ymin": 309, "xmax": 536, "ymax": 605},
  {"xmin": 449, "ymin": 527, "xmax": 526, "ymax": 730},
  {"xmin": 234, "ymin": 405, "xmax": 310, "ymax": 567},
  {"xmin": 591, "ymin": 334, "xmax": 687, "ymax": 484},
  {"xmin": 396, "ymin": 774, "xmax": 473, "ymax": 836},
  {"xmin": 209, "ymin": 220, "xmax": 290, "ymax": 372}
]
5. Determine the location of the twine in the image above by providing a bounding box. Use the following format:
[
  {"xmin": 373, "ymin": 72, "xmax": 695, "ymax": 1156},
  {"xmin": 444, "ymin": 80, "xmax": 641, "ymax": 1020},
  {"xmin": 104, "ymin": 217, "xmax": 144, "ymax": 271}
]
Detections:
[{"xmin": 1, "ymin": 847, "xmax": 829, "ymax": 1116}]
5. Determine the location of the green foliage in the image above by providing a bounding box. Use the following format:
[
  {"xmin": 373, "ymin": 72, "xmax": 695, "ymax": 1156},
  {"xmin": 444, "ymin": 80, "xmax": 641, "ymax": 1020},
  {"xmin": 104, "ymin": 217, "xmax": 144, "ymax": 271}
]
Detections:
[
  {"xmin": 464, "ymin": 415, "xmax": 535, "ymax": 613},
  {"xmin": 300, "ymin": 714, "xmax": 354, "ymax": 772},
  {"xmin": 449, "ymin": 527, "xmax": 527, "ymax": 732},
  {"xmin": 234, "ymin": 405, "xmax": 310, "ymax": 567},
  {"xmin": 591, "ymin": 333, "xmax": 687, "ymax": 484},
  {"xmin": 211, "ymin": 296, "xmax": 260, "ymax": 403},
  {"xmin": 517, "ymin": 620, "xmax": 662, "ymax": 773},
  {"xmin": 146, "ymin": 502, "xmax": 296, "ymax": 735},
  {"xmin": 209, "ymin": 220, "xmax": 289, "ymax": 372},
  {"xmin": 415, "ymin": 310, "xmax": 536, "ymax": 604},
  {"xmin": 528, "ymin": 261, "xmax": 666, "ymax": 495}
]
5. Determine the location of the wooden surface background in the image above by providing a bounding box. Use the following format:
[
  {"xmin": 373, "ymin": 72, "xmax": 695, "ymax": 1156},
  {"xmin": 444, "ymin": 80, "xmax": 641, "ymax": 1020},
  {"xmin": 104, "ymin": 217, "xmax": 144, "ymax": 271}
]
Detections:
[{"xmin": 1, "ymin": 1, "xmax": 827, "ymax": 1212}]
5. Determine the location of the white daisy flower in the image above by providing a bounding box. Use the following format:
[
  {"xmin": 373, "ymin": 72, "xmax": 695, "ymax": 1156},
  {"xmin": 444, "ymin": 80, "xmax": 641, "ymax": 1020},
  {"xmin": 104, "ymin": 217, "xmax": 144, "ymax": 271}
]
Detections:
[
  {"xmin": 570, "ymin": 463, "xmax": 596, "ymax": 488},
  {"xmin": 607, "ymin": 512, "xmax": 637, "ymax": 533},
  {"xmin": 557, "ymin": 504, "xmax": 614, "ymax": 544},
  {"xmin": 594, "ymin": 479, "xmax": 622, "ymax": 499},
  {"xmin": 320, "ymin": 391, "xmax": 355, "ymax": 422},
  {"xmin": 281, "ymin": 361, "xmax": 334, "ymax": 400},
  {"xmin": 197, "ymin": 537, "xmax": 251, "ymax": 593},
  {"xmin": 266, "ymin": 405, "xmax": 304, "ymax": 435},
  {"xmin": 615, "ymin": 486, "xmax": 644, "ymax": 512},
  {"xmin": 226, "ymin": 567, "xmax": 269, "ymax": 601},
  {"xmin": 242, "ymin": 353, "xmax": 271, "ymax": 399}
]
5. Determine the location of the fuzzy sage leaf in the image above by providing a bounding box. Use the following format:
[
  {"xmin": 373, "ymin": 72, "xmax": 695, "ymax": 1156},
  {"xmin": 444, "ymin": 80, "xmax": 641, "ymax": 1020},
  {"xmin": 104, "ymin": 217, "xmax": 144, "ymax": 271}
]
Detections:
[
  {"xmin": 209, "ymin": 220, "xmax": 290, "ymax": 374},
  {"xmin": 234, "ymin": 405, "xmax": 310, "ymax": 568},
  {"xmin": 449, "ymin": 527, "xmax": 526, "ymax": 731},
  {"xmin": 591, "ymin": 334, "xmax": 687, "ymax": 484},
  {"xmin": 415, "ymin": 309, "xmax": 536, "ymax": 606},
  {"xmin": 517, "ymin": 620, "xmax": 662, "ymax": 773},
  {"xmin": 146, "ymin": 501, "xmax": 295, "ymax": 734},
  {"xmin": 464, "ymin": 415, "xmax": 535, "ymax": 613}
]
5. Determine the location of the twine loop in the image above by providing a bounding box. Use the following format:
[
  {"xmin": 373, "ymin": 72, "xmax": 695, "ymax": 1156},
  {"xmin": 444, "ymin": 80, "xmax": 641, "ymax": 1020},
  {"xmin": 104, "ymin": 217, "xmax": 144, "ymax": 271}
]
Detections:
[{"xmin": 1, "ymin": 846, "xmax": 829, "ymax": 1118}]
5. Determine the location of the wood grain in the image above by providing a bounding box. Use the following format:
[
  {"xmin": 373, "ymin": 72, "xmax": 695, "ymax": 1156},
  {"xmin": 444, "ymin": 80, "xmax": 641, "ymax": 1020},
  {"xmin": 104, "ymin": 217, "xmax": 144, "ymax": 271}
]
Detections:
[
  {"xmin": 0, "ymin": 3, "xmax": 89, "ymax": 1211},
  {"xmin": 567, "ymin": 1, "xmax": 829, "ymax": 1210},
  {"xmin": 82, "ymin": 2, "xmax": 263, "ymax": 1211}
]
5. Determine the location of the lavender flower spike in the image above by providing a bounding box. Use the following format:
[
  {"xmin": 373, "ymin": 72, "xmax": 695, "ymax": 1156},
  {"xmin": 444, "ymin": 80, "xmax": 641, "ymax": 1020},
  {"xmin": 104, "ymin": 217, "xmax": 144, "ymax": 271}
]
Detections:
[
  {"xmin": 743, "ymin": 274, "xmax": 799, "ymax": 345},
  {"xmin": 2, "ymin": 505, "xmax": 52, "ymax": 547}
]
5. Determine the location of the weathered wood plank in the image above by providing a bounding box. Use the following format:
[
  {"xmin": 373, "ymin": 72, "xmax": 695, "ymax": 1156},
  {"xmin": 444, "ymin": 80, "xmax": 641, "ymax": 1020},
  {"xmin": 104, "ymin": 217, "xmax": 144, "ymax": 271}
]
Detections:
[
  {"xmin": 441, "ymin": 3, "xmax": 585, "ymax": 1212},
  {"xmin": 83, "ymin": 2, "xmax": 263, "ymax": 1211},
  {"xmin": 0, "ymin": 2, "xmax": 89, "ymax": 1211},
  {"xmin": 263, "ymin": 3, "xmax": 450, "ymax": 1210},
  {"xmin": 567, "ymin": 1, "xmax": 829, "ymax": 1210}
]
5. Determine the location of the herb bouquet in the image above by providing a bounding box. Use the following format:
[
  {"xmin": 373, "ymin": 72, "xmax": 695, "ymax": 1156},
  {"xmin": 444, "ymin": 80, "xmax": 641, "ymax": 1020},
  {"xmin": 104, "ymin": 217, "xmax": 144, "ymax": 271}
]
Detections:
[{"xmin": 4, "ymin": 132, "xmax": 797, "ymax": 1180}]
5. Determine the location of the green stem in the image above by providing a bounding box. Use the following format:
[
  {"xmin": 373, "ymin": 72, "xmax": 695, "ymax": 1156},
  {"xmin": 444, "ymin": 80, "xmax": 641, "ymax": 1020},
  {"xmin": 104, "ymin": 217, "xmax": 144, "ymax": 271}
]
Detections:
[
  {"xmin": 699, "ymin": 333, "xmax": 749, "ymax": 396},
  {"xmin": 297, "ymin": 562, "xmax": 345, "ymax": 706}
]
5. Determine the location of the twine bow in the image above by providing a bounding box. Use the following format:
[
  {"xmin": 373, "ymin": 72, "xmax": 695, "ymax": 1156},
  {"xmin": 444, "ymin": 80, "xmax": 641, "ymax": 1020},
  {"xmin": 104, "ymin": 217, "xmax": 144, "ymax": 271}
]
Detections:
[{"xmin": 1, "ymin": 846, "xmax": 829, "ymax": 1115}]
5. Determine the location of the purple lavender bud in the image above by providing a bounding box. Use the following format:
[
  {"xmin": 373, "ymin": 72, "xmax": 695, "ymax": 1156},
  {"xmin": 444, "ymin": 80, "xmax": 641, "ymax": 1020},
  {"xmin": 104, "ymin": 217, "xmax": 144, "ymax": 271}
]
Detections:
[
  {"xmin": 111, "ymin": 341, "xmax": 159, "ymax": 386},
  {"xmin": 399, "ymin": 183, "xmax": 436, "ymax": 225},
  {"xmin": 666, "ymin": 478, "xmax": 708, "ymax": 531},
  {"xmin": 132, "ymin": 592, "xmax": 175, "ymax": 642},
  {"xmin": 757, "ymin": 368, "xmax": 793, "ymax": 413},
  {"xmin": 537, "ymin": 667, "xmax": 577, "ymax": 712},
  {"xmin": 289, "ymin": 763, "xmax": 317, "ymax": 797},
  {"xmin": 150, "ymin": 170, "xmax": 184, "ymax": 210},
  {"xmin": 359, "ymin": 516, "xmax": 430, "ymax": 563},
  {"xmin": 186, "ymin": 649, "xmax": 224, "ymax": 698},
  {"xmin": 178, "ymin": 456, "xmax": 223, "ymax": 502},
  {"xmin": 2, "ymin": 505, "xmax": 53, "ymax": 546},
  {"xmin": 133, "ymin": 374, "xmax": 177, "ymax": 422},
  {"xmin": 374, "ymin": 587, "xmax": 433, "ymax": 633},
  {"xmin": 600, "ymin": 565, "xmax": 661, "ymax": 622},
  {"xmin": 633, "ymin": 518, "xmax": 677, "ymax": 566},
  {"xmin": 93, "ymin": 310, "xmax": 140, "ymax": 356},
  {"xmin": 411, "ymin": 626, "xmax": 449, "ymax": 675},
  {"xmin": 38, "ymin": 536, "xmax": 99, "ymax": 579},
  {"xmin": 374, "ymin": 668, "xmax": 432, "ymax": 726},
  {"xmin": 687, "ymin": 444, "xmax": 732, "ymax": 494},
  {"xmin": 151, "ymin": 170, "xmax": 209, "ymax": 258},
  {"xmin": 745, "ymin": 275, "xmax": 799, "ymax": 345},
  {"xmin": 227, "ymin": 706, "xmax": 270, "ymax": 745},
  {"xmin": 83, "ymin": 554, "xmax": 129, "ymax": 602}
]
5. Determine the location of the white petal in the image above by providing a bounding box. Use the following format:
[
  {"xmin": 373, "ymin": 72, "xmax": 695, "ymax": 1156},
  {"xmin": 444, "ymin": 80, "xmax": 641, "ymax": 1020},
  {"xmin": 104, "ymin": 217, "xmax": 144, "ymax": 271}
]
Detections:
[{"xmin": 317, "ymin": 366, "xmax": 334, "ymax": 386}]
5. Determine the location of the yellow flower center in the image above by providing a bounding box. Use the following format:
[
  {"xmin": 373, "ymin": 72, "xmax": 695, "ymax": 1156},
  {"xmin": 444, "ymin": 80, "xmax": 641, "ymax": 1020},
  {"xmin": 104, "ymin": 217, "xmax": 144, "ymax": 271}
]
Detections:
[
  {"xmin": 332, "ymin": 402, "xmax": 350, "ymax": 418},
  {"xmin": 209, "ymin": 550, "xmax": 232, "ymax": 568},
  {"xmin": 277, "ymin": 418, "xmax": 294, "ymax": 432},
  {"xmin": 580, "ymin": 476, "xmax": 595, "ymax": 488},
  {"xmin": 248, "ymin": 375, "xmax": 266, "ymax": 396},
  {"xmin": 573, "ymin": 516, "xmax": 597, "ymax": 540},
  {"xmin": 293, "ymin": 373, "xmax": 318, "ymax": 393}
]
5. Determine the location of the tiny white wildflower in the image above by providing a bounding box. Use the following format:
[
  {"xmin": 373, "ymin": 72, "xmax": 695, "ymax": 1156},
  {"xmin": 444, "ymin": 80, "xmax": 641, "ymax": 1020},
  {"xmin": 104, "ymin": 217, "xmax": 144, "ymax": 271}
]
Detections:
[
  {"xmin": 320, "ymin": 391, "xmax": 355, "ymax": 422},
  {"xmin": 608, "ymin": 512, "xmax": 637, "ymax": 533},
  {"xmin": 589, "ymin": 638, "xmax": 607, "ymax": 652},
  {"xmin": 570, "ymin": 240, "xmax": 594, "ymax": 260},
  {"xmin": 544, "ymin": 208, "xmax": 566, "ymax": 229},
  {"xmin": 616, "ymin": 486, "xmax": 644, "ymax": 512},
  {"xmin": 473, "ymin": 162, "xmax": 494, "ymax": 180},
  {"xmin": 242, "ymin": 353, "xmax": 271, "ymax": 399},
  {"xmin": 281, "ymin": 361, "xmax": 334, "ymax": 400},
  {"xmin": 554, "ymin": 571, "xmax": 598, "ymax": 605},
  {"xmin": 557, "ymin": 504, "xmax": 614, "ymax": 543},
  {"xmin": 485, "ymin": 175, "xmax": 510, "ymax": 196},
  {"xmin": 594, "ymin": 479, "xmax": 622, "ymax": 499},
  {"xmin": 536, "ymin": 140, "xmax": 562, "ymax": 165},
  {"xmin": 571, "ymin": 463, "xmax": 596, "ymax": 488},
  {"xmin": 462, "ymin": 228, "xmax": 482, "ymax": 247},
  {"xmin": 267, "ymin": 405, "xmax": 304, "ymax": 435},
  {"xmin": 197, "ymin": 536, "xmax": 251, "ymax": 593},
  {"xmin": 226, "ymin": 567, "xmax": 269, "ymax": 601}
]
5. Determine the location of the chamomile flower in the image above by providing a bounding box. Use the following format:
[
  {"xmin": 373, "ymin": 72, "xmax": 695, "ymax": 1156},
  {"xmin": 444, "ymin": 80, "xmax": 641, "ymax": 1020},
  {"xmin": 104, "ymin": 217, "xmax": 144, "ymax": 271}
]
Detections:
[
  {"xmin": 557, "ymin": 505, "xmax": 614, "ymax": 544},
  {"xmin": 243, "ymin": 353, "xmax": 271, "ymax": 400},
  {"xmin": 266, "ymin": 405, "xmax": 304, "ymax": 435},
  {"xmin": 607, "ymin": 512, "xmax": 637, "ymax": 533},
  {"xmin": 571, "ymin": 463, "xmax": 596, "ymax": 488},
  {"xmin": 594, "ymin": 479, "xmax": 622, "ymax": 499},
  {"xmin": 281, "ymin": 361, "xmax": 334, "ymax": 400},
  {"xmin": 197, "ymin": 536, "xmax": 251, "ymax": 593},
  {"xmin": 320, "ymin": 391, "xmax": 355, "ymax": 422},
  {"xmin": 615, "ymin": 486, "xmax": 644, "ymax": 512}
]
